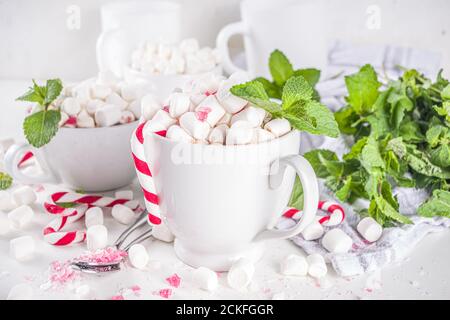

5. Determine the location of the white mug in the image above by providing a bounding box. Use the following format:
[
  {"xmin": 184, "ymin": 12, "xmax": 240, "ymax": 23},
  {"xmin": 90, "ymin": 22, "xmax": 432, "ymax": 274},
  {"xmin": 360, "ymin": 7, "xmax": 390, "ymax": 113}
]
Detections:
[
  {"xmin": 136, "ymin": 130, "xmax": 319, "ymax": 271},
  {"xmin": 216, "ymin": 0, "xmax": 328, "ymax": 77},
  {"xmin": 97, "ymin": 1, "xmax": 181, "ymax": 78},
  {"xmin": 5, "ymin": 122, "xmax": 138, "ymax": 192}
]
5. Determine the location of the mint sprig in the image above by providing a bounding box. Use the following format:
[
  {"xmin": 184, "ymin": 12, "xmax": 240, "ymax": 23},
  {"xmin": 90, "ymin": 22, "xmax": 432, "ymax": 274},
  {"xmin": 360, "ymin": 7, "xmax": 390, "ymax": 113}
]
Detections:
[
  {"xmin": 17, "ymin": 79, "xmax": 63, "ymax": 148},
  {"xmin": 0, "ymin": 172, "xmax": 13, "ymax": 190},
  {"xmin": 230, "ymin": 76, "xmax": 339, "ymax": 138}
]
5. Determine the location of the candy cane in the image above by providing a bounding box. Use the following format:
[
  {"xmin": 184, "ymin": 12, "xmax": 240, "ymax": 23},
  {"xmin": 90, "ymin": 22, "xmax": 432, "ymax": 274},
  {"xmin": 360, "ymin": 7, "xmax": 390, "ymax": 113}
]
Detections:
[
  {"xmin": 18, "ymin": 151, "xmax": 34, "ymax": 167},
  {"xmin": 131, "ymin": 121, "xmax": 166, "ymax": 225},
  {"xmin": 283, "ymin": 200, "xmax": 345, "ymax": 227},
  {"xmin": 51, "ymin": 192, "xmax": 139, "ymax": 210}
]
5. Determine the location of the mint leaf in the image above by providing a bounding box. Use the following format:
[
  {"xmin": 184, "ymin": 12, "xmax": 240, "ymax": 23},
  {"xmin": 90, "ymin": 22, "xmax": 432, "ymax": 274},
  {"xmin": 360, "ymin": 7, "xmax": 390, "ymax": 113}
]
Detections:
[
  {"xmin": 293, "ymin": 68, "xmax": 321, "ymax": 87},
  {"xmin": 254, "ymin": 77, "xmax": 281, "ymax": 99},
  {"xmin": 336, "ymin": 176, "xmax": 352, "ymax": 201},
  {"xmin": 418, "ymin": 190, "xmax": 450, "ymax": 218},
  {"xmin": 345, "ymin": 64, "xmax": 381, "ymax": 115},
  {"xmin": 334, "ymin": 106, "xmax": 359, "ymax": 135},
  {"xmin": 269, "ymin": 49, "xmax": 294, "ymax": 86},
  {"xmin": 375, "ymin": 195, "xmax": 412, "ymax": 225},
  {"xmin": 281, "ymin": 76, "xmax": 313, "ymax": 109},
  {"xmin": 16, "ymin": 84, "xmax": 45, "ymax": 105},
  {"xmin": 441, "ymin": 84, "xmax": 450, "ymax": 100},
  {"xmin": 430, "ymin": 145, "xmax": 450, "ymax": 168},
  {"xmin": 303, "ymin": 149, "xmax": 340, "ymax": 178},
  {"xmin": 23, "ymin": 110, "xmax": 61, "ymax": 148},
  {"xmin": 0, "ymin": 172, "xmax": 13, "ymax": 190},
  {"xmin": 43, "ymin": 79, "xmax": 63, "ymax": 106},
  {"xmin": 230, "ymin": 81, "xmax": 282, "ymax": 116},
  {"xmin": 288, "ymin": 176, "xmax": 304, "ymax": 210},
  {"xmin": 360, "ymin": 136, "xmax": 384, "ymax": 172}
]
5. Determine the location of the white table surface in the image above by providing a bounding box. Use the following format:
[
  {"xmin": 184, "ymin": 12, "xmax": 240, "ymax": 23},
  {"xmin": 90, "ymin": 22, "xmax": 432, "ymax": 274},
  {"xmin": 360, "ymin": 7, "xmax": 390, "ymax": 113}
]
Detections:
[{"xmin": 1, "ymin": 80, "xmax": 449, "ymax": 300}]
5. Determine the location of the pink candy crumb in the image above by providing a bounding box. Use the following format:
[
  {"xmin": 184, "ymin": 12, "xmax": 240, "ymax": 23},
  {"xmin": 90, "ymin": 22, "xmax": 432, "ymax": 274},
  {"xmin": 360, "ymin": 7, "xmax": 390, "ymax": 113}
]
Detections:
[
  {"xmin": 158, "ymin": 288, "xmax": 172, "ymax": 299},
  {"xmin": 195, "ymin": 107, "xmax": 211, "ymax": 122},
  {"xmin": 166, "ymin": 274, "xmax": 181, "ymax": 288}
]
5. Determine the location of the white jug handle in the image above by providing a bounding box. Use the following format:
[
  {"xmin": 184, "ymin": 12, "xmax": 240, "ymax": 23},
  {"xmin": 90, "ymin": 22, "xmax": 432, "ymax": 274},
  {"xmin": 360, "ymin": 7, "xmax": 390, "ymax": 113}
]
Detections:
[
  {"xmin": 216, "ymin": 21, "xmax": 248, "ymax": 75},
  {"xmin": 254, "ymin": 154, "xmax": 319, "ymax": 241},
  {"xmin": 4, "ymin": 143, "xmax": 59, "ymax": 185}
]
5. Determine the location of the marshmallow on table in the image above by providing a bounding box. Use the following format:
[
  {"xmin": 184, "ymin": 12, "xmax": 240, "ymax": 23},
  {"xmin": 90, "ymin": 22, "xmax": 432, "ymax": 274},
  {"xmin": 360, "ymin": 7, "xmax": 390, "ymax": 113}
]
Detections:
[
  {"xmin": 231, "ymin": 106, "xmax": 266, "ymax": 128},
  {"xmin": 280, "ymin": 254, "xmax": 308, "ymax": 276},
  {"xmin": 61, "ymin": 97, "xmax": 81, "ymax": 116},
  {"xmin": 179, "ymin": 112, "xmax": 211, "ymax": 140},
  {"xmin": 301, "ymin": 221, "xmax": 324, "ymax": 241},
  {"xmin": 152, "ymin": 110, "xmax": 177, "ymax": 130},
  {"xmin": 227, "ymin": 258, "xmax": 255, "ymax": 290},
  {"xmin": 166, "ymin": 125, "xmax": 195, "ymax": 143},
  {"xmin": 95, "ymin": 104, "xmax": 122, "ymax": 127},
  {"xmin": 128, "ymin": 100, "xmax": 142, "ymax": 119},
  {"xmin": 0, "ymin": 215, "xmax": 12, "ymax": 235},
  {"xmin": 306, "ymin": 254, "xmax": 327, "ymax": 278},
  {"xmin": 193, "ymin": 267, "xmax": 218, "ymax": 291},
  {"xmin": 141, "ymin": 94, "xmax": 162, "ymax": 121},
  {"xmin": 115, "ymin": 190, "xmax": 133, "ymax": 200},
  {"xmin": 128, "ymin": 243, "xmax": 149, "ymax": 270},
  {"xmin": 8, "ymin": 205, "xmax": 34, "ymax": 229},
  {"xmin": 322, "ymin": 228, "xmax": 353, "ymax": 254},
  {"xmin": 264, "ymin": 119, "xmax": 291, "ymax": 138},
  {"xmin": 357, "ymin": 217, "xmax": 383, "ymax": 242},
  {"xmin": 195, "ymin": 95, "xmax": 226, "ymax": 127},
  {"xmin": 105, "ymin": 92, "xmax": 128, "ymax": 110},
  {"xmin": 152, "ymin": 223, "xmax": 175, "ymax": 242},
  {"xmin": 0, "ymin": 191, "xmax": 17, "ymax": 211},
  {"xmin": 77, "ymin": 110, "xmax": 95, "ymax": 128},
  {"xmin": 120, "ymin": 110, "xmax": 136, "ymax": 124},
  {"xmin": 111, "ymin": 204, "xmax": 136, "ymax": 225},
  {"xmin": 255, "ymin": 128, "xmax": 275, "ymax": 143},
  {"xmin": 10, "ymin": 235, "xmax": 35, "ymax": 261},
  {"xmin": 7, "ymin": 284, "xmax": 33, "ymax": 300},
  {"xmin": 12, "ymin": 186, "xmax": 36, "ymax": 206},
  {"xmin": 208, "ymin": 124, "xmax": 228, "ymax": 144},
  {"xmin": 86, "ymin": 225, "xmax": 108, "ymax": 251},
  {"xmin": 90, "ymin": 84, "xmax": 112, "ymax": 100},
  {"xmin": 168, "ymin": 92, "xmax": 192, "ymax": 118},
  {"xmin": 85, "ymin": 207, "xmax": 103, "ymax": 228}
]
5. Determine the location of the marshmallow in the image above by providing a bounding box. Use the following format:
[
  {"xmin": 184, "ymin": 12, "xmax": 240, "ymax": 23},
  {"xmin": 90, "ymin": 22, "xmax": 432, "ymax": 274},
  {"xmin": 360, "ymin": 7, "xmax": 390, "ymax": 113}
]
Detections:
[
  {"xmin": 85, "ymin": 99, "xmax": 105, "ymax": 116},
  {"xmin": 179, "ymin": 112, "xmax": 211, "ymax": 140},
  {"xmin": 180, "ymin": 38, "xmax": 200, "ymax": 54},
  {"xmin": 75, "ymin": 284, "xmax": 92, "ymax": 300},
  {"xmin": 255, "ymin": 128, "xmax": 275, "ymax": 143},
  {"xmin": 280, "ymin": 254, "xmax": 308, "ymax": 276},
  {"xmin": 59, "ymin": 111, "xmax": 69, "ymax": 127},
  {"xmin": 72, "ymin": 81, "xmax": 92, "ymax": 105},
  {"xmin": 90, "ymin": 84, "xmax": 112, "ymax": 100},
  {"xmin": 7, "ymin": 284, "xmax": 33, "ymax": 300},
  {"xmin": 226, "ymin": 125, "xmax": 254, "ymax": 145},
  {"xmin": 105, "ymin": 92, "xmax": 128, "ymax": 110},
  {"xmin": 157, "ymin": 43, "xmax": 172, "ymax": 59},
  {"xmin": 12, "ymin": 186, "xmax": 36, "ymax": 206},
  {"xmin": 120, "ymin": 83, "xmax": 145, "ymax": 102},
  {"xmin": 119, "ymin": 110, "xmax": 136, "ymax": 124},
  {"xmin": 128, "ymin": 243, "xmax": 149, "ymax": 270},
  {"xmin": 10, "ymin": 235, "xmax": 35, "ymax": 261},
  {"xmin": 207, "ymin": 124, "xmax": 228, "ymax": 144},
  {"xmin": 227, "ymin": 258, "xmax": 255, "ymax": 290},
  {"xmin": 166, "ymin": 125, "xmax": 195, "ymax": 143},
  {"xmin": 152, "ymin": 223, "xmax": 175, "ymax": 242},
  {"xmin": 217, "ymin": 113, "xmax": 232, "ymax": 126},
  {"xmin": 0, "ymin": 215, "xmax": 12, "ymax": 235},
  {"xmin": 141, "ymin": 94, "xmax": 163, "ymax": 120},
  {"xmin": 264, "ymin": 119, "xmax": 291, "ymax": 138},
  {"xmin": 85, "ymin": 207, "xmax": 103, "ymax": 228},
  {"xmin": 61, "ymin": 97, "xmax": 81, "ymax": 116},
  {"xmin": 357, "ymin": 217, "xmax": 383, "ymax": 242},
  {"xmin": 231, "ymin": 106, "xmax": 266, "ymax": 128},
  {"xmin": 95, "ymin": 104, "xmax": 121, "ymax": 127},
  {"xmin": 8, "ymin": 205, "xmax": 34, "ymax": 229},
  {"xmin": 86, "ymin": 225, "xmax": 108, "ymax": 251},
  {"xmin": 216, "ymin": 79, "xmax": 248, "ymax": 114},
  {"xmin": 77, "ymin": 110, "xmax": 95, "ymax": 128},
  {"xmin": 301, "ymin": 221, "xmax": 324, "ymax": 241},
  {"xmin": 189, "ymin": 73, "xmax": 221, "ymax": 96},
  {"xmin": 0, "ymin": 191, "xmax": 17, "ymax": 211},
  {"xmin": 114, "ymin": 190, "xmax": 133, "ymax": 200},
  {"xmin": 111, "ymin": 204, "xmax": 135, "ymax": 225},
  {"xmin": 193, "ymin": 267, "xmax": 218, "ymax": 291},
  {"xmin": 128, "ymin": 100, "xmax": 142, "ymax": 118},
  {"xmin": 306, "ymin": 254, "xmax": 327, "ymax": 278},
  {"xmin": 152, "ymin": 109, "xmax": 177, "ymax": 130},
  {"xmin": 322, "ymin": 228, "xmax": 353, "ymax": 254},
  {"xmin": 195, "ymin": 95, "xmax": 226, "ymax": 127},
  {"xmin": 168, "ymin": 92, "xmax": 192, "ymax": 118}
]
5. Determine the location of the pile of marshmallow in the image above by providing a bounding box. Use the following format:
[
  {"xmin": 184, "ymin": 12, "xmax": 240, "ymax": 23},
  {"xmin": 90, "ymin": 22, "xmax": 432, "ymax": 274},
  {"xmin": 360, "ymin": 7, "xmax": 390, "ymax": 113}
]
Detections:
[
  {"xmin": 130, "ymin": 38, "xmax": 221, "ymax": 76},
  {"xmin": 45, "ymin": 71, "xmax": 149, "ymax": 128},
  {"xmin": 141, "ymin": 72, "xmax": 292, "ymax": 145}
]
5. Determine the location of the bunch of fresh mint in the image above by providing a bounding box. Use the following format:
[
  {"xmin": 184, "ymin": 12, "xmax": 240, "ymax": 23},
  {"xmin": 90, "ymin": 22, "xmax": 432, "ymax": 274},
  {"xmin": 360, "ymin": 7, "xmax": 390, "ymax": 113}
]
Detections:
[
  {"xmin": 16, "ymin": 79, "xmax": 63, "ymax": 148},
  {"xmin": 230, "ymin": 50, "xmax": 339, "ymax": 138},
  {"xmin": 304, "ymin": 65, "xmax": 450, "ymax": 226}
]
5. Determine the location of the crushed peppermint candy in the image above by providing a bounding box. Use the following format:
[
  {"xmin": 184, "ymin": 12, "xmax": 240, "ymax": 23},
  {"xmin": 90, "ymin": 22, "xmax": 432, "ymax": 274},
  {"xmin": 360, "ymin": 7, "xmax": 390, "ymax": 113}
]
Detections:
[
  {"xmin": 165, "ymin": 274, "xmax": 181, "ymax": 288},
  {"xmin": 74, "ymin": 247, "xmax": 127, "ymax": 264},
  {"xmin": 156, "ymin": 288, "xmax": 173, "ymax": 299},
  {"xmin": 48, "ymin": 260, "xmax": 78, "ymax": 286}
]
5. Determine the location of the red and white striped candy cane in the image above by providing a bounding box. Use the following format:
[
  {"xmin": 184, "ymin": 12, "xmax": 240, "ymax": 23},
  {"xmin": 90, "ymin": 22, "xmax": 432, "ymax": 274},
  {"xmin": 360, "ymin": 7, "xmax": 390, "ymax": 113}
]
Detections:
[
  {"xmin": 50, "ymin": 192, "xmax": 139, "ymax": 210},
  {"xmin": 130, "ymin": 121, "xmax": 166, "ymax": 225},
  {"xmin": 283, "ymin": 200, "xmax": 345, "ymax": 227},
  {"xmin": 43, "ymin": 203, "xmax": 88, "ymax": 246}
]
